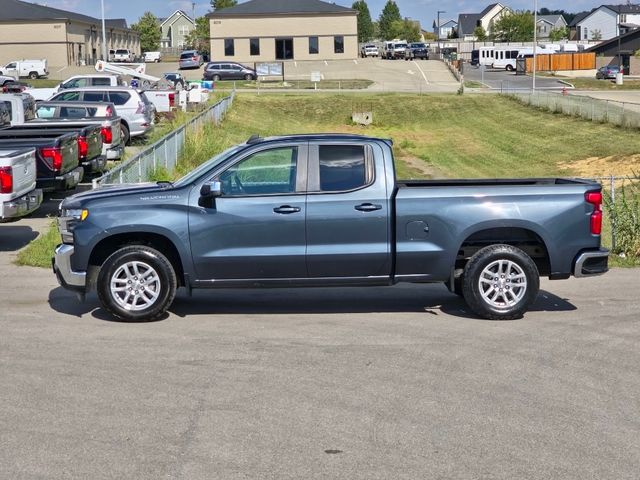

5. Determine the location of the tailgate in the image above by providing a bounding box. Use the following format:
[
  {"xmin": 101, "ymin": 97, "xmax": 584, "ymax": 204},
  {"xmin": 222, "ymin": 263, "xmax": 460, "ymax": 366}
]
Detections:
[
  {"xmin": 55, "ymin": 133, "xmax": 79, "ymax": 173},
  {"xmin": 0, "ymin": 148, "xmax": 36, "ymax": 198},
  {"xmin": 84, "ymin": 125, "xmax": 103, "ymax": 159}
]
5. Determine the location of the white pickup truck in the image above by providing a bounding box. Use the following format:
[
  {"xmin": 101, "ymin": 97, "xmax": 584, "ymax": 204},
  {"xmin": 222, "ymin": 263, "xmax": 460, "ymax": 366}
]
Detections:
[{"xmin": 0, "ymin": 147, "xmax": 42, "ymax": 222}]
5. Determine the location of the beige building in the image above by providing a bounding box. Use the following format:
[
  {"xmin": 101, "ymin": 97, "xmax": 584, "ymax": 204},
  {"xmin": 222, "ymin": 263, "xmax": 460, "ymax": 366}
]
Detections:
[
  {"xmin": 0, "ymin": 0, "xmax": 140, "ymax": 68},
  {"xmin": 207, "ymin": 0, "xmax": 358, "ymax": 63}
]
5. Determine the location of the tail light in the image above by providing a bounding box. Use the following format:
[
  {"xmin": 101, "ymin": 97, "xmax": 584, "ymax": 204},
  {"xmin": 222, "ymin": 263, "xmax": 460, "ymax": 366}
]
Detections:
[
  {"xmin": 41, "ymin": 147, "xmax": 63, "ymax": 172},
  {"xmin": 169, "ymin": 93, "xmax": 175, "ymax": 107},
  {"xmin": 0, "ymin": 166, "xmax": 12, "ymax": 194},
  {"xmin": 135, "ymin": 101, "xmax": 145, "ymax": 114},
  {"xmin": 105, "ymin": 105, "xmax": 114, "ymax": 117},
  {"xmin": 586, "ymin": 190, "xmax": 603, "ymax": 235},
  {"xmin": 101, "ymin": 126, "xmax": 113, "ymax": 144},
  {"xmin": 192, "ymin": 56, "xmax": 198, "ymax": 61},
  {"xmin": 78, "ymin": 136, "xmax": 88, "ymax": 159}
]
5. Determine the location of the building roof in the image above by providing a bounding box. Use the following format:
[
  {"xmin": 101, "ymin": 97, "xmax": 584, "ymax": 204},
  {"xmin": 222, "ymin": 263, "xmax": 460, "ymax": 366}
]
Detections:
[
  {"xmin": 605, "ymin": 4, "xmax": 640, "ymax": 14},
  {"xmin": 569, "ymin": 11, "xmax": 591, "ymax": 27},
  {"xmin": 160, "ymin": 10, "xmax": 194, "ymax": 27},
  {"xmin": 105, "ymin": 19, "xmax": 128, "ymax": 29},
  {"xmin": 587, "ymin": 26, "xmax": 640, "ymax": 53},
  {"xmin": 0, "ymin": 0, "xmax": 134, "ymax": 30},
  {"xmin": 457, "ymin": 13, "xmax": 481, "ymax": 35},
  {"xmin": 207, "ymin": 0, "xmax": 355, "ymax": 17},
  {"xmin": 537, "ymin": 14, "xmax": 565, "ymax": 26},
  {"xmin": 479, "ymin": 3, "xmax": 501, "ymax": 17}
]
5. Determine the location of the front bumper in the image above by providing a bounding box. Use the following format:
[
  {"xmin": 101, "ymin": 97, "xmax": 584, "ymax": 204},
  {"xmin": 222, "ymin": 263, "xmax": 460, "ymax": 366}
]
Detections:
[
  {"xmin": 52, "ymin": 243, "xmax": 87, "ymax": 293},
  {"xmin": 1, "ymin": 188, "xmax": 43, "ymax": 222},
  {"xmin": 82, "ymin": 155, "xmax": 107, "ymax": 174},
  {"xmin": 573, "ymin": 248, "xmax": 609, "ymax": 278}
]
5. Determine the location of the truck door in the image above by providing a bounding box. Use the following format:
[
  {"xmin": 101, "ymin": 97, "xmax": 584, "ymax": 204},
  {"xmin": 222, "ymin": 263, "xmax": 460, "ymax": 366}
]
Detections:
[
  {"xmin": 189, "ymin": 143, "xmax": 308, "ymax": 280},
  {"xmin": 305, "ymin": 142, "xmax": 391, "ymax": 278}
]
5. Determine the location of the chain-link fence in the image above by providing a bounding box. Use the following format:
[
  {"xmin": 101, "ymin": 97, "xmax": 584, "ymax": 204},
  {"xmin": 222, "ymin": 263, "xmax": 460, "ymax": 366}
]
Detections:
[
  {"xmin": 508, "ymin": 91, "xmax": 640, "ymax": 129},
  {"xmin": 92, "ymin": 91, "xmax": 235, "ymax": 188}
]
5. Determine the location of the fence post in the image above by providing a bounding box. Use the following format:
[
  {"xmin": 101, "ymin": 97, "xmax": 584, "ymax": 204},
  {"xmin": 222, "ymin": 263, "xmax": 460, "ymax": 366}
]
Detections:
[{"xmin": 610, "ymin": 175, "xmax": 616, "ymax": 252}]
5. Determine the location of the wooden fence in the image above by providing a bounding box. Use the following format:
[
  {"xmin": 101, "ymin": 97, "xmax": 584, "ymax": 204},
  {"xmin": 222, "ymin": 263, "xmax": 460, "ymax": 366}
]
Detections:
[{"xmin": 525, "ymin": 52, "xmax": 595, "ymax": 72}]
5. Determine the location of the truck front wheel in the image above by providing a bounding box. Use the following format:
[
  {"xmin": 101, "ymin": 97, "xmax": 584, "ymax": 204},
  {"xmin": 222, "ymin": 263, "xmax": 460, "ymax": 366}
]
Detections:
[
  {"xmin": 462, "ymin": 244, "xmax": 539, "ymax": 320},
  {"xmin": 97, "ymin": 246, "xmax": 177, "ymax": 322}
]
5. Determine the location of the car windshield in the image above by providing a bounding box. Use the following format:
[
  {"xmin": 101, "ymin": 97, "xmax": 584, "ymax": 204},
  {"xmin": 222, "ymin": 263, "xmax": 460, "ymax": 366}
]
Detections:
[
  {"xmin": 115, "ymin": 50, "xmax": 128, "ymax": 54},
  {"xmin": 173, "ymin": 145, "xmax": 245, "ymax": 188},
  {"xmin": 180, "ymin": 52, "xmax": 195, "ymax": 59},
  {"xmin": 412, "ymin": 43, "xmax": 426, "ymax": 48}
]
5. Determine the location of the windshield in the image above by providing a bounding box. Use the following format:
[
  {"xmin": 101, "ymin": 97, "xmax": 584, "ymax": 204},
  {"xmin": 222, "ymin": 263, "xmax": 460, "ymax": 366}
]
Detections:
[
  {"xmin": 115, "ymin": 49, "xmax": 128, "ymax": 54},
  {"xmin": 174, "ymin": 145, "xmax": 245, "ymax": 188},
  {"xmin": 412, "ymin": 43, "xmax": 426, "ymax": 48}
]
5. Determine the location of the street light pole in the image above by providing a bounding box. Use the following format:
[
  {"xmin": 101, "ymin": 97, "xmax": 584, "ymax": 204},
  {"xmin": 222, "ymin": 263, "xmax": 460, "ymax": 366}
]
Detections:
[
  {"xmin": 437, "ymin": 10, "xmax": 446, "ymax": 56},
  {"xmin": 101, "ymin": 0, "xmax": 107, "ymax": 61},
  {"xmin": 533, "ymin": 0, "xmax": 537, "ymax": 91}
]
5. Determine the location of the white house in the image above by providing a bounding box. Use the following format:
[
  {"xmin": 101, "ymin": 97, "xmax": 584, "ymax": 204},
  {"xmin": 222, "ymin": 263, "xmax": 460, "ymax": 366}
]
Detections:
[
  {"xmin": 457, "ymin": 3, "xmax": 509, "ymax": 40},
  {"xmin": 576, "ymin": 4, "xmax": 640, "ymax": 41},
  {"xmin": 433, "ymin": 19, "xmax": 457, "ymax": 39}
]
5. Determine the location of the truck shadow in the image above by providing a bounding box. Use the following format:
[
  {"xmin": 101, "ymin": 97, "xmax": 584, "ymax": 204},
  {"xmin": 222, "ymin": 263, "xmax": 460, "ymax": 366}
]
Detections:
[
  {"xmin": 48, "ymin": 284, "xmax": 576, "ymax": 322},
  {"xmin": 0, "ymin": 224, "xmax": 39, "ymax": 251}
]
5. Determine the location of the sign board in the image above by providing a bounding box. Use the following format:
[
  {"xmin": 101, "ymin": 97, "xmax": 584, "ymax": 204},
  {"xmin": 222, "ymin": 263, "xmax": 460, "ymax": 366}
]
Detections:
[
  {"xmin": 310, "ymin": 71, "xmax": 321, "ymax": 82},
  {"xmin": 256, "ymin": 62, "xmax": 283, "ymax": 76}
]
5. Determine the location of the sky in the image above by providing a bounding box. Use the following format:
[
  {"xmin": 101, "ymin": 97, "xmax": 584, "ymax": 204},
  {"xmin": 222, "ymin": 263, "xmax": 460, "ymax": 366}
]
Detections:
[{"xmin": 40, "ymin": 0, "xmax": 608, "ymax": 29}]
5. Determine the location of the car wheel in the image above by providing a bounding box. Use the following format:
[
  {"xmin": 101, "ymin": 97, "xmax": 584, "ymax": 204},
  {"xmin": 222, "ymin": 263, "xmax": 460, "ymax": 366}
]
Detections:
[
  {"xmin": 121, "ymin": 123, "xmax": 130, "ymax": 146},
  {"xmin": 212, "ymin": 74, "xmax": 221, "ymax": 82},
  {"xmin": 506, "ymin": 65, "xmax": 514, "ymax": 72},
  {"xmin": 462, "ymin": 244, "xmax": 539, "ymax": 320},
  {"xmin": 28, "ymin": 71, "xmax": 38, "ymax": 79},
  {"xmin": 97, "ymin": 245, "xmax": 177, "ymax": 322},
  {"xmin": 244, "ymin": 74, "xmax": 253, "ymax": 80}
]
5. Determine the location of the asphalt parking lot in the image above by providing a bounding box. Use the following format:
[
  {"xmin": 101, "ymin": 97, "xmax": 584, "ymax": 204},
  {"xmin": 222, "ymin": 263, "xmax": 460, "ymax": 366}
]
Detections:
[
  {"xmin": 1, "ymin": 217, "xmax": 639, "ymax": 479},
  {"xmin": 463, "ymin": 65, "xmax": 570, "ymax": 91}
]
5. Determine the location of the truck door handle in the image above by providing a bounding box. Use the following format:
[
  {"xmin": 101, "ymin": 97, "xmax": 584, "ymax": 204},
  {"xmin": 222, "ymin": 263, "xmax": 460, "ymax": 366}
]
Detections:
[
  {"xmin": 273, "ymin": 205, "xmax": 301, "ymax": 214},
  {"xmin": 355, "ymin": 203, "xmax": 382, "ymax": 212}
]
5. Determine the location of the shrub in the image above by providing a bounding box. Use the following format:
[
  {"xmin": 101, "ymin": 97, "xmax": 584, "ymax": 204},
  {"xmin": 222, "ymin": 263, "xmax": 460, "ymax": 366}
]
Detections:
[{"xmin": 605, "ymin": 179, "xmax": 640, "ymax": 257}]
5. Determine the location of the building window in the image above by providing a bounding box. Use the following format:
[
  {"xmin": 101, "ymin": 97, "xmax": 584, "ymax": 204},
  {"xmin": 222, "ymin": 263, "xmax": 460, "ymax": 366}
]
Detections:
[
  {"xmin": 250, "ymin": 38, "xmax": 260, "ymax": 56},
  {"xmin": 309, "ymin": 36, "xmax": 319, "ymax": 54},
  {"xmin": 334, "ymin": 36, "xmax": 344, "ymax": 54},
  {"xmin": 179, "ymin": 26, "xmax": 191, "ymax": 37},
  {"xmin": 583, "ymin": 28, "xmax": 588, "ymax": 40},
  {"xmin": 225, "ymin": 38, "xmax": 235, "ymax": 56}
]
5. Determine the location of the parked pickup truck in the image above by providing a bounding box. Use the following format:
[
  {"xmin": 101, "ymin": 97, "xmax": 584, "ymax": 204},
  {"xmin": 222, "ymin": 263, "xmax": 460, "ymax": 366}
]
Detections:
[
  {"xmin": 52, "ymin": 134, "xmax": 609, "ymax": 322},
  {"xmin": 0, "ymin": 147, "xmax": 42, "ymax": 222}
]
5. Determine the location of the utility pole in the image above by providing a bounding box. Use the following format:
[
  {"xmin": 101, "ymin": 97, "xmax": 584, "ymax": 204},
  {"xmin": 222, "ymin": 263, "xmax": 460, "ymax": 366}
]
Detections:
[
  {"xmin": 101, "ymin": 0, "xmax": 107, "ymax": 60},
  {"xmin": 192, "ymin": 2, "xmax": 196, "ymax": 21},
  {"xmin": 437, "ymin": 10, "xmax": 446, "ymax": 56},
  {"xmin": 533, "ymin": 0, "xmax": 537, "ymax": 91}
]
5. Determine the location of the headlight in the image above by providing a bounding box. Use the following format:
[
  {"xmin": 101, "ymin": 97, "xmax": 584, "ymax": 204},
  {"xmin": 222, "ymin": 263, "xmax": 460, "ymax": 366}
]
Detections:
[{"xmin": 58, "ymin": 208, "xmax": 89, "ymax": 244}]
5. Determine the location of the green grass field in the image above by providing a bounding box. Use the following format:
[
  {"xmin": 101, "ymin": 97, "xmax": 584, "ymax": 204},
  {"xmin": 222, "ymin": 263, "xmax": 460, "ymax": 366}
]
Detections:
[{"xmin": 18, "ymin": 93, "xmax": 640, "ymax": 268}]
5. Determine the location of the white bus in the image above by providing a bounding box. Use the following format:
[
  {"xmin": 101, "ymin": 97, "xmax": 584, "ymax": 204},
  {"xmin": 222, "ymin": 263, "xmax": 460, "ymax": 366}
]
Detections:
[
  {"xmin": 492, "ymin": 48, "xmax": 521, "ymax": 71},
  {"xmin": 478, "ymin": 47, "xmax": 495, "ymax": 66}
]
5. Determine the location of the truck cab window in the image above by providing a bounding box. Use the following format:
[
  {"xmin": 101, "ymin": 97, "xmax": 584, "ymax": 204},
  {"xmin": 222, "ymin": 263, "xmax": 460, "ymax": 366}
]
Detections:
[
  {"xmin": 319, "ymin": 145, "xmax": 367, "ymax": 191},
  {"xmin": 219, "ymin": 147, "xmax": 298, "ymax": 196}
]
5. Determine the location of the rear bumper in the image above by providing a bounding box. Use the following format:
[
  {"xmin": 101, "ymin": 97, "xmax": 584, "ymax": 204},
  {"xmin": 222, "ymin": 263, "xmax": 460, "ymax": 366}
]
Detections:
[
  {"xmin": 52, "ymin": 243, "xmax": 87, "ymax": 293},
  {"xmin": 37, "ymin": 166, "xmax": 84, "ymax": 192},
  {"xmin": 106, "ymin": 144, "xmax": 124, "ymax": 160},
  {"xmin": 1, "ymin": 188, "xmax": 42, "ymax": 222},
  {"xmin": 81, "ymin": 155, "xmax": 107, "ymax": 173},
  {"xmin": 573, "ymin": 248, "xmax": 609, "ymax": 278}
]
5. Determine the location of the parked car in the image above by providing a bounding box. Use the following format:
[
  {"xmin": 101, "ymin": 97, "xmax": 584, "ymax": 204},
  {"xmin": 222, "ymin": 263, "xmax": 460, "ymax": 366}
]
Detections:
[
  {"xmin": 596, "ymin": 65, "xmax": 621, "ymax": 79},
  {"xmin": 0, "ymin": 59, "xmax": 48, "ymax": 79},
  {"xmin": 360, "ymin": 44, "xmax": 379, "ymax": 58},
  {"xmin": 384, "ymin": 41, "xmax": 407, "ymax": 60},
  {"xmin": 162, "ymin": 72, "xmax": 186, "ymax": 90},
  {"xmin": 55, "ymin": 75, "xmax": 124, "ymax": 92},
  {"xmin": 113, "ymin": 49, "xmax": 134, "ymax": 62},
  {"xmin": 202, "ymin": 62, "xmax": 256, "ymax": 81},
  {"xmin": 405, "ymin": 42, "xmax": 429, "ymax": 60},
  {"xmin": 48, "ymin": 87, "xmax": 154, "ymax": 145},
  {"xmin": 53, "ymin": 134, "xmax": 609, "ymax": 322},
  {"xmin": 143, "ymin": 51, "xmax": 162, "ymax": 63},
  {"xmin": 179, "ymin": 50, "xmax": 204, "ymax": 70},
  {"xmin": 0, "ymin": 147, "xmax": 42, "ymax": 222}
]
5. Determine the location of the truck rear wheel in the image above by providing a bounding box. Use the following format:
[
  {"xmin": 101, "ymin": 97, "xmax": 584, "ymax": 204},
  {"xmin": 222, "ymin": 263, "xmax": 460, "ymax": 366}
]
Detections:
[
  {"xmin": 97, "ymin": 246, "xmax": 177, "ymax": 322},
  {"xmin": 462, "ymin": 244, "xmax": 539, "ymax": 320},
  {"xmin": 29, "ymin": 71, "xmax": 38, "ymax": 79}
]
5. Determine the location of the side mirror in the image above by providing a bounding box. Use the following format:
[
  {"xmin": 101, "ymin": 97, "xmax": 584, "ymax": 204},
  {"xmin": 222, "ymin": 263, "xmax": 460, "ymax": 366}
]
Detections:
[{"xmin": 200, "ymin": 180, "xmax": 222, "ymax": 198}]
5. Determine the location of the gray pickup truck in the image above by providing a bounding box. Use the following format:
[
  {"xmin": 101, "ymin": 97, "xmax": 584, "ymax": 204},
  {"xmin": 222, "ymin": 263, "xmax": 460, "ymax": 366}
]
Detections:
[{"xmin": 53, "ymin": 134, "xmax": 608, "ymax": 321}]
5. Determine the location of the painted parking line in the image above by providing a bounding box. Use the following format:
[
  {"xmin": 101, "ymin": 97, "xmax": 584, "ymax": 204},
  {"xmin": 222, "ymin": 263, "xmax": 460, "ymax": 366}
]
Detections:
[
  {"xmin": 412, "ymin": 60, "xmax": 429, "ymax": 85},
  {"xmin": 353, "ymin": 59, "xmax": 358, "ymax": 64}
]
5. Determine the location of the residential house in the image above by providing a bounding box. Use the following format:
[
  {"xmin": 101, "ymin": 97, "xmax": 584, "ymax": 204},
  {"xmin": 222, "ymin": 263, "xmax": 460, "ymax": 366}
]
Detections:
[
  {"xmin": 574, "ymin": 4, "xmax": 640, "ymax": 41},
  {"xmin": 207, "ymin": 0, "xmax": 358, "ymax": 62},
  {"xmin": 587, "ymin": 27, "xmax": 640, "ymax": 73},
  {"xmin": 456, "ymin": 3, "xmax": 509, "ymax": 40},
  {"xmin": 433, "ymin": 19, "xmax": 458, "ymax": 39},
  {"xmin": 536, "ymin": 15, "xmax": 568, "ymax": 39},
  {"xmin": 0, "ymin": 0, "xmax": 139, "ymax": 67},
  {"xmin": 569, "ymin": 11, "xmax": 590, "ymax": 40},
  {"xmin": 159, "ymin": 10, "xmax": 195, "ymax": 50}
]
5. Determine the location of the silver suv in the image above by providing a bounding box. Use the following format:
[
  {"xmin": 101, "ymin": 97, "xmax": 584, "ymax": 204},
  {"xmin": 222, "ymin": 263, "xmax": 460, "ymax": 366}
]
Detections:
[{"xmin": 48, "ymin": 87, "xmax": 154, "ymax": 144}]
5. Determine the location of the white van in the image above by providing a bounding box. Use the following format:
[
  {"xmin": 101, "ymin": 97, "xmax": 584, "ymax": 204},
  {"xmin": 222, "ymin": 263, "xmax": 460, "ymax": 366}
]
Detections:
[
  {"xmin": 0, "ymin": 59, "xmax": 48, "ymax": 79},
  {"xmin": 143, "ymin": 51, "xmax": 162, "ymax": 63}
]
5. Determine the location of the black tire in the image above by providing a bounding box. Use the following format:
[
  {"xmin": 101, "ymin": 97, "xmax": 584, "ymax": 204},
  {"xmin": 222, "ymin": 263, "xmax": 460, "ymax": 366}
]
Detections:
[
  {"xmin": 462, "ymin": 244, "xmax": 539, "ymax": 320},
  {"xmin": 97, "ymin": 246, "xmax": 177, "ymax": 322},
  {"xmin": 121, "ymin": 123, "xmax": 130, "ymax": 146},
  {"xmin": 244, "ymin": 73, "xmax": 253, "ymax": 80},
  {"xmin": 212, "ymin": 74, "xmax": 221, "ymax": 81},
  {"xmin": 506, "ymin": 65, "xmax": 514, "ymax": 72},
  {"xmin": 28, "ymin": 71, "xmax": 38, "ymax": 79},
  {"xmin": 453, "ymin": 271, "xmax": 464, "ymax": 296}
]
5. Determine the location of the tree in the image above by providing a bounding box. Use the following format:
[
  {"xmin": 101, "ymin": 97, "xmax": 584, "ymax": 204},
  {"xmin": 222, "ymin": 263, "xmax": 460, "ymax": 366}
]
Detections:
[
  {"xmin": 352, "ymin": 1, "xmax": 374, "ymax": 42},
  {"xmin": 473, "ymin": 26, "xmax": 488, "ymax": 41},
  {"xmin": 378, "ymin": 0, "xmax": 402, "ymax": 40},
  {"xmin": 548, "ymin": 26, "xmax": 568, "ymax": 41},
  {"xmin": 492, "ymin": 11, "xmax": 534, "ymax": 42},
  {"xmin": 211, "ymin": 0, "xmax": 237, "ymax": 10},
  {"xmin": 185, "ymin": 17, "xmax": 210, "ymax": 54},
  {"xmin": 131, "ymin": 12, "xmax": 161, "ymax": 52},
  {"xmin": 401, "ymin": 18, "xmax": 421, "ymax": 42}
]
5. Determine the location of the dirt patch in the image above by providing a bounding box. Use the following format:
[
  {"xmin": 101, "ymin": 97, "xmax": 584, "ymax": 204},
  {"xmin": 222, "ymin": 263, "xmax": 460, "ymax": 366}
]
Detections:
[
  {"xmin": 396, "ymin": 154, "xmax": 441, "ymax": 178},
  {"xmin": 559, "ymin": 155, "xmax": 640, "ymax": 178}
]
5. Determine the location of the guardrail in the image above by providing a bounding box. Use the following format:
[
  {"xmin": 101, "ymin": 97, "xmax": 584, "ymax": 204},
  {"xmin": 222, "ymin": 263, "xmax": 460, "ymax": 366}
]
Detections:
[
  {"xmin": 507, "ymin": 90, "xmax": 640, "ymax": 129},
  {"xmin": 92, "ymin": 91, "xmax": 235, "ymax": 188}
]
